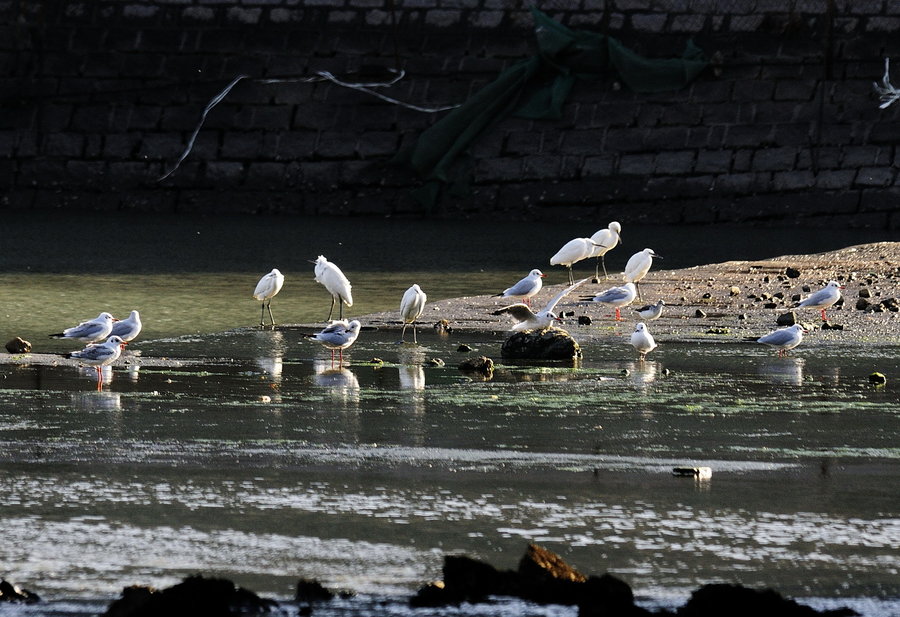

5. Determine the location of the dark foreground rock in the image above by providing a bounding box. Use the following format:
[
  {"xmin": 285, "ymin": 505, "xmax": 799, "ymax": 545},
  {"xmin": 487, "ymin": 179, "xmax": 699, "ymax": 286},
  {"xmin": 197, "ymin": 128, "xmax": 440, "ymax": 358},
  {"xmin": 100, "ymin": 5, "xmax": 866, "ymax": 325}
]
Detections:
[
  {"xmin": 0, "ymin": 579, "xmax": 40, "ymax": 603},
  {"xmin": 500, "ymin": 328, "xmax": 581, "ymax": 360},
  {"xmin": 103, "ymin": 575, "xmax": 278, "ymax": 617},
  {"xmin": 678, "ymin": 583, "xmax": 858, "ymax": 617}
]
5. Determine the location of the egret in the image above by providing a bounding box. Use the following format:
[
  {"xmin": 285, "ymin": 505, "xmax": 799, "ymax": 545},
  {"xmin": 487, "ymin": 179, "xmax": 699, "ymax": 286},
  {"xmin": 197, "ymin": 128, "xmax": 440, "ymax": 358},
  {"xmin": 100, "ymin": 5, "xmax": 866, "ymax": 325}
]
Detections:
[
  {"xmin": 550, "ymin": 238, "xmax": 603, "ymax": 284},
  {"xmin": 631, "ymin": 322, "xmax": 657, "ymax": 360},
  {"xmin": 589, "ymin": 221, "xmax": 622, "ymax": 280},
  {"xmin": 590, "ymin": 282, "xmax": 637, "ymax": 321},
  {"xmin": 495, "ymin": 269, "xmax": 544, "ymax": 306},
  {"xmin": 313, "ymin": 256, "xmax": 353, "ymax": 321},
  {"xmin": 67, "ymin": 335, "xmax": 128, "ymax": 390},
  {"xmin": 307, "ymin": 319, "xmax": 362, "ymax": 368},
  {"xmin": 634, "ymin": 299, "xmax": 665, "ymax": 321},
  {"xmin": 110, "ymin": 310, "xmax": 143, "ymax": 342},
  {"xmin": 797, "ymin": 280, "xmax": 844, "ymax": 321},
  {"xmin": 757, "ymin": 324, "xmax": 807, "ymax": 357},
  {"xmin": 50, "ymin": 312, "xmax": 117, "ymax": 343},
  {"xmin": 493, "ymin": 279, "xmax": 587, "ymax": 332},
  {"xmin": 400, "ymin": 284, "xmax": 427, "ymax": 344},
  {"xmin": 253, "ymin": 268, "xmax": 285, "ymax": 327},
  {"xmin": 623, "ymin": 248, "xmax": 661, "ymax": 300}
]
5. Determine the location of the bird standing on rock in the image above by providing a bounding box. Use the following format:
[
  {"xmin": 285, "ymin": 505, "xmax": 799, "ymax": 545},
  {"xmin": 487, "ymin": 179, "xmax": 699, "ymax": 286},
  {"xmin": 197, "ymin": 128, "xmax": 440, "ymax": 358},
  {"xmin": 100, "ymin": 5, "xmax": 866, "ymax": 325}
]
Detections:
[
  {"xmin": 797, "ymin": 280, "xmax": 844, "ymax": 321},
  {"xmin": 494, "ymin": 279, "xmax": 587, "ymax": 332},
  {"xmin": 631, "ymin": 323, "xmax": 657, "ymax": 360},
  {"xmin": 757, "ymin": 323, "xmax": 807, "ymax": 357},
  {"xmin": 50, "ymin": 312, "xmax": 117, "ymax": 343},
  {"xmin": 589, "ymin": 221, "xmax": 622, "ymax": 280},
  {"xmin": 313, "ymin": 256, "xmax": 353, "ymax": 322},
  {"xmin": 496, "ymin": 269, "xmax": 545, "ymax": 306},
  {"xmin": 253, "ymin": 268, "xmax": 285, "ymax": 327},
  {"xmin": 400, "ymin": 284, "xmax": 427, "ymax": 344}
]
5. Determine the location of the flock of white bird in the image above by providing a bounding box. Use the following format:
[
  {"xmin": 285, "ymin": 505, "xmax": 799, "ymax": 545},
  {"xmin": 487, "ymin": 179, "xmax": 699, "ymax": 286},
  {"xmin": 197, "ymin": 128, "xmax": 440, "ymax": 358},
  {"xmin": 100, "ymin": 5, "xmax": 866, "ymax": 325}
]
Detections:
[{"xmin": 52, "ymin": 221, "xmax": 847, "ymax": 385}]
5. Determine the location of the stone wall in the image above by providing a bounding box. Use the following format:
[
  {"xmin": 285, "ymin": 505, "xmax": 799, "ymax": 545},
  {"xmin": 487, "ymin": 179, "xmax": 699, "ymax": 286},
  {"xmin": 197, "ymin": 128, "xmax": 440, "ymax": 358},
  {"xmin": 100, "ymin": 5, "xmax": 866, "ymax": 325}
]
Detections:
[{"xmin": 3, "ymin": 0, "xmax": 900, "ymax": 227}]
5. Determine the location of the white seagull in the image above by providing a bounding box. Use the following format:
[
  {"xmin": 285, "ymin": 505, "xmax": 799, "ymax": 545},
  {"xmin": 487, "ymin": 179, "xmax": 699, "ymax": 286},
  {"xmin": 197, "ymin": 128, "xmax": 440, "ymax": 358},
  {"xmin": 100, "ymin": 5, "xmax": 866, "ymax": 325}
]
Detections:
[
  {"xmin": 623, "ymin": 248, "xmax": 661, "ymax": 300},
  {"xmin": 307, "ymin": 319, "xmax": 362, "ymax": 368},
  {"xmin": 634, "ymin": 299, "xmax": 665, "ymax": 321},
  {"xmin": 253, "ymin": 268, "xmax": 285, "ymax": 327},
  {"xmin": 589, "ymin": 221, "xmax": 622, "ymax": 280},
  {"xmin": 400, "ymin": 284, "xmax": 427, "ymax": 344},
  {"xmin": 757, "ymin": 324, "xmax": 807, "ymax": 357},
  {"xmin": 50, "ymin": 312, "xmax": 117, "ymax": 343},
  {"xmin": 312, "ymin": 256, "xmax": 353, "ymax": 322},
  {"xmin": 493, "ymin": 279, "xmax": 587, "ymax": 332},
  {"xmin": 797, "ymin": 280, "xmax": 845, "ymax": 321},
  {"xmin": 110, "ymin": 310, "xmax": 143, "ymax": 342},
  {"xmin": 550, "ymin": 238, "xmax": 603, "ymax": 284},
  {"xmin": 67, "ymin": 335, "xmax": 128, "ymax": 389},
  {"xmin": 591, "ymin": 282, "xmax": 637, "ymax": 321},
  {"xmin": 496, "ymin": 269, "xmax": 545, "ymax": 306},
  {"xmin": 631, "ymin": 323, "xmax": 657, "ymax": 360}
]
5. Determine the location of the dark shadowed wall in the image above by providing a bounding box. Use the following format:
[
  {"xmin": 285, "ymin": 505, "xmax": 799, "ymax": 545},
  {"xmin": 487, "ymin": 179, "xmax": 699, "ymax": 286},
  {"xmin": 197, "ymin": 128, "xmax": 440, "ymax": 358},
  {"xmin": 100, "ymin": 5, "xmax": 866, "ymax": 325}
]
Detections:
[{"xmin": 3, "ymin": 0, "xmax": 900, "ymax": 227}]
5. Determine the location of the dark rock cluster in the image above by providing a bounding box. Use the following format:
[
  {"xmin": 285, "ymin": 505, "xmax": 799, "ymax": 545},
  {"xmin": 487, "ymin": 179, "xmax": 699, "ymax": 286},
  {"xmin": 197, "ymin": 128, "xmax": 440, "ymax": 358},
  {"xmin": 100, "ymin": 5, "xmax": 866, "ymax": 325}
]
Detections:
[{"xmin": 500, "ymin": 328, "xmax": 581, "ymax": 360}]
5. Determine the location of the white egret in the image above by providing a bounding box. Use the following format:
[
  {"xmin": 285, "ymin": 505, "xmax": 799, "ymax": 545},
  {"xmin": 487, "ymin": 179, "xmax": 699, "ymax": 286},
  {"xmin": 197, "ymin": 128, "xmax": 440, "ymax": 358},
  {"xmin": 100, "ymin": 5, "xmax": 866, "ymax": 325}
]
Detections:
[
  {"xmin": 307, "ymin": 319, "xmax": 361, "ymax": 368},
  {"xmin": 496, "ymin": 269, "xmax": 545, "ymax": 306},
  {"xmin": 67, "ymin": 335, "xmax": 128, "ymax": 390},
  {"xmin": 50, "ymin": 312, "xmax": 117, "ymax": 343},
  {"xmin": 550, "ymin": 238, "xmax": 603, "ymax": 284},
  {"xmin": 623, "ymin": 248, "xmax": 661, "ymax": 300},
  {"xmin": 797, "ymin": 280, "xmax": 844, "ymax": 321},
  {"xmin": 631, "ymin": 322, "xmax": 657, "ymax": 360},
  {"xmin": 313, "ymin": 256, "xmax": 353, "ymax": 321},
  {"xmin": 253, "ymin": 268, "xmax": 285, "ymax": 327},
  {"xmin": 400, "ymin": 284, "xmax": 427, "ymax": 344},
  {"xmin": 589, "ymin": 221, "xmax": 622, "ymax": 280},
  {"xmin": 493, "ymin": 279, "xmax": 587, "ymax": 332},
  {"xmin": 757, "ymin": 324, "xmax": 807, "ymax": 357},
  {"xmin": 110, "ymin": 310, "xmax": 143, "ymax": 342},
  {"xmin": 590, "ymin": 282, "xmax": 637, "ymax": 321}
]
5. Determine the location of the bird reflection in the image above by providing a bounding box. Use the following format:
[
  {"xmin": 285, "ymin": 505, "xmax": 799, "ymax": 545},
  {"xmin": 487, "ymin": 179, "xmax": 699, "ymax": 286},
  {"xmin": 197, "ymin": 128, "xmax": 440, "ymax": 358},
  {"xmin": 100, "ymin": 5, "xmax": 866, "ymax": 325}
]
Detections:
[
  {"xmin": 625, "ymin": 360, "xmax": 657, "ymax": 391},
  {"xmin": 313, "ymin": 359, "xmax": 360, "ymax": 405},
  {"xmin": 255, "ymin": 329, "xmax": 285, "ymax": 386},
  {"xmin": 70, "ymin": 390, "xmax": 122, "ymax": 412},
  {"xmin": 758, "ymin": 357, "xmax": 804, "ymax": 386},
  {"xmin": 127, "ymin": 364, "xmax": 141, "ymax": 383},
  {"xmin": 76, "ymin": 365, "xmax": 114, "ymax": 388},
  {"xmin": 256, "ymin": 356, "xmax": 283, "ymax": 383},
  {"xmin": 398, "ymin": 364, "xmax": 425, "ymax": 391}
]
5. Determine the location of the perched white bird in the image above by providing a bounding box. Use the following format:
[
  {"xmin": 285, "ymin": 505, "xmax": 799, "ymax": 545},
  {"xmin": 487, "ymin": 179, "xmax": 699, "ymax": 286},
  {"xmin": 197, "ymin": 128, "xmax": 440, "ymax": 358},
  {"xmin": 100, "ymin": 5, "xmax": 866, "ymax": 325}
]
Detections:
[
  {"xmin": 307, "ymin": 319, "xmax": 361, "ymax": 367},
  {"xmin": 400, "ymin": 284, "xmax": 427, "ymax": 344},
  {"xmin": 758, "ymin": 324, "xmax": 807, "ymax": 357},
  {"xmin": 589, "ymin": 221, "xmax": 622, "ymax": 280},
  {"xmin": 50, "ymin": 312, "xmax": 117, "ymax": 343},
  {"xmin": 631, "ymin": 322, "xmax": 657, "ymax": 360},
  {"xmin": 313, "ymin": 256, "xmax": 353, "ymax": 321},
  {"xmin": 623, "ymin": 248, "xmax": 661, "ymax": 300},
  {"xmin": 634, "ymin": 299, "xmax": 665, "ymax": 321},
  {"xmin": 67, "ymin": 335, "xmax": 128, "ymax": 389},
  {"xmin": 496, "ymin": 269, "xmax": 545, "ymax": 306},
  {"xmin": 590, "ymin": 282, "xmax": 637, "ymax": 321},
  {"xmin": 493, "ymin": 279, "xmax": 587, "ymax": 332},
  {"xmin": 253, "ymin": 268, "xmax": 285, "ymax": 327},
  {"xmin": 797, "ymin": 280, "xmax": 845, "ymax": 321},
  {"xmin": 550, "ymin": 238, "xmax": 601, "ymax": 284},
  {"xmin": 110, "ymin": 310, "xmax": 142, "ymax": 342}
]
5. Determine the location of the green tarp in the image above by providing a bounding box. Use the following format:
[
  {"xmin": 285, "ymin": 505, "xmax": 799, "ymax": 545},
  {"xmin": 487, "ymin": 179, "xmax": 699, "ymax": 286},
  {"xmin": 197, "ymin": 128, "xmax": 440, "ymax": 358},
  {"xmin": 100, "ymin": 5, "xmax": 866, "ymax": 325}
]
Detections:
[{"xmin": 394, "ymin": 7, "xmax": 708, "ymax": 208}]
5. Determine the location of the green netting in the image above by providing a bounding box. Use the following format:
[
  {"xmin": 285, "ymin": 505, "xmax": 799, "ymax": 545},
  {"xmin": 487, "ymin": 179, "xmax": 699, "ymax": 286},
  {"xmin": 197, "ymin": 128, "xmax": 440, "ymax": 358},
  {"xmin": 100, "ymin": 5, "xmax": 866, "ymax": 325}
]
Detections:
[{"xmin": 393, "ymin": 8, "xmax": 709, "ymax": 210}]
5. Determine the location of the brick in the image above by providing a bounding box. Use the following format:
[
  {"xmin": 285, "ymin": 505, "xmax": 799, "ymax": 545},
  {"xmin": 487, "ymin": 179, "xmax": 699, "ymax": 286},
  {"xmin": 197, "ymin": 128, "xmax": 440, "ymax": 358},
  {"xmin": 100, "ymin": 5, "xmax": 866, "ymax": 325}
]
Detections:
[
  {"xmin": 695, "ymin": 149, "xmax": 732, "ymax": 173},
  {"xmin": 654, "ymin": 150, "xmax": 695, "ymax": 174},
  {"xmin": 813, "ymin": 169, "xmax": 856, "ymax": 189},
  {"xmin": 582, "ymin": 154, "xmax": 616, "ymax": 176},
  {"xmin": 855, "ymin": 167, "xmax": 896, "ymax": 186},
  {"xmin": 772, "ymin": 170, "xmax": 815, "ymax": 190},
  {"xmin": 520, "ymin": 155, "xmax": 561, "ymax": 179},
  {"xmin": 618, "ymin": 153, "xmax": 654, "ymax": 174},
  {"xmin": 631, "ymin": 13, "xmax": 667, "ymax": 32},
  {"xmin": 752, "ymin": 147, "xmax": 797, "ymax": 171}
]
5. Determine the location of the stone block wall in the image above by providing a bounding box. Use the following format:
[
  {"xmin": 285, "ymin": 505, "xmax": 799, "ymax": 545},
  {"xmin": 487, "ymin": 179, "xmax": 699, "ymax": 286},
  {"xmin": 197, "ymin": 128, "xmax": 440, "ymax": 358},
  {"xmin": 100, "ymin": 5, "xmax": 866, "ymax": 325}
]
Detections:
[{"xmin": 3, "ymin": 0, "xmax": 900, "ymax": 226}]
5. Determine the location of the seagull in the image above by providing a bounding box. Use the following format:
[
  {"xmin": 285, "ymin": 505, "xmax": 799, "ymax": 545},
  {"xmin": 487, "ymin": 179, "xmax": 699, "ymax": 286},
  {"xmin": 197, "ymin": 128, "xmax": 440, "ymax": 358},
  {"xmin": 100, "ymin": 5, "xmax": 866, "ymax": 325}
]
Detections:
[
  {"xmin": 797, "ymin": 280, "xmax": 845, "ymax": 321},
  {"xmin": 551, "ymin": 238, "xmax": 604, "ymax": 284},
  {"xmin": 634, "ymin": 299, "xmax": 665, "ymax": 321},
  {"xmin": 66, "ymin": 335, "xmax": 128, "ymax": 390},
  {"xmin": 496, "ymin": 269, "xmax": 545, "ymax": 306},
  {"xmin": 110, "ymin": 310, "xmax": 143, "ymax": 342},
  {"xmin": 400, "ymin": 284, "xmax": 427, "ymax": 344},
  {"xmin": 589, "ymin": 221, "xmax": 622, "ymax": 280},
  {"xmin": 312, "ymin": 256, "xmax": 353, "ymax": 322},
  {"xmin": 493, "ymin": 279, "xmax": 587, "ymax": 332},
  {"xmin": 253, "ymin": 268, "xmax": 285, "ymax": 327},
  {"xmin": 623, "ymin": 248, "xmax": 661, "ymax": 300},
  {"xmin": 757, "ymin": 324, "xmax": 807, "ymax": 357},
  {"xmin": 631, "ymin": 323, "xmax": 657, "ymax": 360},
  {"xmin": 50, "ymin": 312, "xmax": 117, "ymax": 343},
  {"xmin": 306, "ymin": 319, "xmax": 361, "ymax": 368},
  {"xmin": 590, "ymin": 282, "xmax": 637, "ymax": 321}
]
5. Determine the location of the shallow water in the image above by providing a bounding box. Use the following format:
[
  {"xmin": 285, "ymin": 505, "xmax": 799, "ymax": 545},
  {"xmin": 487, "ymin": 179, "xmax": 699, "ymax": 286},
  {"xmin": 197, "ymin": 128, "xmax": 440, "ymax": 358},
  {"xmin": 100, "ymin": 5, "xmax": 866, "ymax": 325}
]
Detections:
[{"xmin": 1, "ymin": 211, "xmax": 899, "ymax": 616}]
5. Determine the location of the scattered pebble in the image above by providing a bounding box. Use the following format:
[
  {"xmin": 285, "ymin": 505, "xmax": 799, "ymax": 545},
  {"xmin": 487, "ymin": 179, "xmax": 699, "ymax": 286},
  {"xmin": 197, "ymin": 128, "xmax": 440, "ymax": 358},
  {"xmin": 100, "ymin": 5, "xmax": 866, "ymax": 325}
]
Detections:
[{"xmin": 457, "ymin": 344, "xmax": 472, "ymax": 352}]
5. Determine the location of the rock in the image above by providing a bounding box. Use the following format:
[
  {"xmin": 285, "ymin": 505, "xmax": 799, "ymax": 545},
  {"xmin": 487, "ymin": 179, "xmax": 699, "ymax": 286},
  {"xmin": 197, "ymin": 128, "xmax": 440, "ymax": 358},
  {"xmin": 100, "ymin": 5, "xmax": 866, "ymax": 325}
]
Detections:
[
  {"xmin": 458, "ymin": 355, "xmax": 493, "ymax": 376},
  {"xmin": 882, "ymin": 297, "xmax": 900, "ymax": 312},
  {"xmin": 500, "ymin": 329, "xmax": 581, "ymax": 360},
  {"xmin": 859, "ymin": 288, "xmax": 872, "ymax": 298},
  {"xmin": 457, "ymin": 343, "xmax": 472, "ymax": 352},
  {"xmin": 0, "ymin": 579, "xmax": 40, "ymax": 603},
  {"xmin": 577, "ymin": 315, "xmax": 592, "ymax": 325},
  {"xmin": 673, "ymin": 466, "xmax": 712, "ymax": 479},
  {"xmin": 433, "ymin": 319, "xmax": 452, "ymax": 333},
  {"xmin": 856, "ymin": 299, "xmax": 871, "ymax": 311},
  {"xmin": 426, "ymin": 357, "xmax": 445, "ymax": 367},
  {"xmin": 869, "ymin": 372, "xmax": 887, "ymax": 386},
  {"xmin": 678, "ymin": 583, "xmax": 857, "ymax": 617},
  {"xmin": 785, "ymin": 267, "xmax": 801, "ymax": 278},
  {"xmin": 763, "ymin": 302, "xmax": 778, "ymax": 309},
  {"xmin": 295, "ymin": 579, "xmax": 334, "ymax": 603},
  {"xmin": 821, "ymin": 321, "xmax": 843, "ymax": 330},
  {"xmin": 102, "ymin": 575, "xmax": 278, "ymax": 617},
  {"xmin": 729, "ymin": 286, "xmax": 741, "ymax": 296},
  {"xmin": 694, "ymin": 309, "xmax": 707, "ymax": 318},
  {"xmin": 776, "ymin": 311, "xmax": 797, "ymax": 326},
  {"xmin": 4, "ymin": 337, "xmax": 31, "ymax": 353}
]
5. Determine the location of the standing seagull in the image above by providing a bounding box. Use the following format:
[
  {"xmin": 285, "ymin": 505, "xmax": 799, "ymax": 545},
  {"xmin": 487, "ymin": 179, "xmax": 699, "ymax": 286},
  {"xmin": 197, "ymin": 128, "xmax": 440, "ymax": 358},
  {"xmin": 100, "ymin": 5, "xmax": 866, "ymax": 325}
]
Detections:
[
  {"xmin": 493, "ymin": 279, "xmax": 587, "ymax": 332},
  {"xmin": 110, "ymin": 310, "xmax": 143, "ymax": 342},
  {"xmin": 253, "ymin": 268, "xmax": 285, "ymax": 327},
  {"xmin": 634, "ymin": 299, "xmax": 665, "ymax": 321},
  {"xmin": 313, "ymin": 256, "xmax": 353, "ymax": 322},
  {"xmin": 758, "ymin": 324, "xmax": 807, "ymax": 357},
  {"xmin": 496, "ymin": 269, "xmax": 544, "ymax": 306},
  {"xmin": 67, "ymin": 335, "xmax": 128, "ymax": 390},
  {"xmin": 307, "ymin": 319, "xmax": 362, "ymax": 368},
  {"xmin": 589, "ymin": 221, "xmax": 622, "ymax": 280},
  {"xmin": 400, "ymin": 284, "xmax": 427, "ymax": 344},
  {"xmin": 623, "ymin": 248, "xmax": 661, "ymax": 300},
  {"xmin": 551, "ymin": 238, "xmax": 602, "ymax": 284},
  {"xmin": 50, "ymin": 312, "xmax": 117, "ymax": 343},
  {"xmin": 631, "ymin": 322, "xmax": 657, "ymax": 360},
  {"xmin": 797, "ymin": 280, "xmax": 845, "ymax": 321},
  {"xmin": 590, "ymin": 282, "xmax": 637, "ymax": 321}
]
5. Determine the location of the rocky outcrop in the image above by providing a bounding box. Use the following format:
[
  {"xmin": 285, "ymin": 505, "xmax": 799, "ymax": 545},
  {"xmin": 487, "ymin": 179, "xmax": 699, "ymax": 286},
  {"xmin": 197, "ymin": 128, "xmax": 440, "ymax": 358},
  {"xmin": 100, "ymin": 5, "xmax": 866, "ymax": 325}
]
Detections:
[
  {"xmin": 0, "ymin": 579, "xmax": 40, "ymax": 604},
  {"xmin": 102, "ymin": 575, "xmax": 278, "ymax": 617},
  {"xmin": 500, "ymin": 328, "xmax": 581, "ymax": 360}
]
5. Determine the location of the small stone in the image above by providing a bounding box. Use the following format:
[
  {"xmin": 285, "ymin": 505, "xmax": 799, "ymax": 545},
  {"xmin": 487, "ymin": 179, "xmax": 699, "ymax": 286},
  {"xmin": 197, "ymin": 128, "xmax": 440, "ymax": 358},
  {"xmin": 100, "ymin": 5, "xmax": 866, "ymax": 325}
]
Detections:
[
  {"xmin": 802, "ymin": 285, "xmax": 811, "ymax": 292},
  {"xmin": 785, "ymin": 267, "xmax": 801, "ymax": 278},
  {"xmin": 433, "ymin": 319, "xmax": 452, "ymax": 333},
  {"xmin": 869, "ymin": 372, "xmax": 887, "ymax": 386},
  {"xmin": 457, "ymin": 344, "xmax": 472, "ymax": 352},
  {"xmin": 763, "ymin": 302, "xmax": 778, "ymax": 309},
  {"xmin": 821, "ymin": 321, "xmax": 843, "ymax": 330},
  {"xmin": 673, "ymin": 466, "xmax": 712, "ymax": 479},
  {"xmin": 577, "ymin": 315, "xmax": 592, "ymax": 325},
  {"xmin": 5, "ymin": 337, "xmax": 31, "ymax": 353},
  {"xmin": 458, "ymin": 356, "xmax": 493, "ymax": 375},
  {"xmin": 772, "ymin": 292, "xmax": 784, "ymax": 299},
  {"xmin": 856, "ymin": 299, "xmax": 871, "ymax": 311},
  {"xmin": 369, "ymin": 357, "xmax": 384, "ymax": 364},
  {"xmin": 426, "ymin": 358, "xmax": 445, "ymax": 367},
  {"xmin": 791, "ymin": 294, "xmax": 802, "ymax": 302},
  {"xmin": 729, "ymin": 286, "xmax": 741, "ymax": 296},
  {"xmin": 694, "ymin": 309, "xmax": 707, "ymax": 318},
  {"xmin": 776, "ymin": 311, "xmax": 797, "ymax": 326},
  {"xmin": 859, "ymin": 288, "xmax": 872, "ymax": 298}
]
